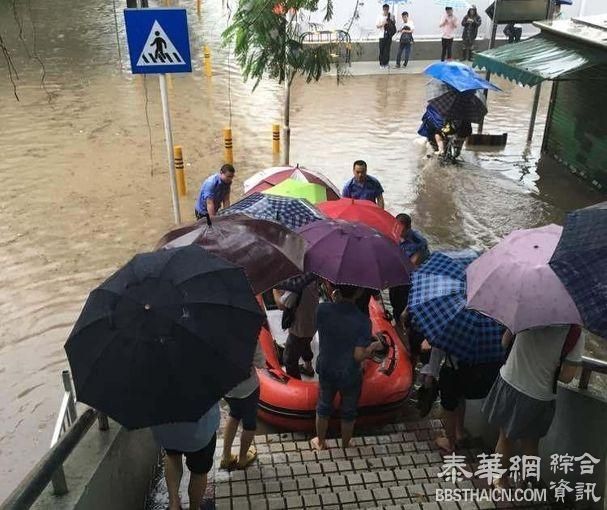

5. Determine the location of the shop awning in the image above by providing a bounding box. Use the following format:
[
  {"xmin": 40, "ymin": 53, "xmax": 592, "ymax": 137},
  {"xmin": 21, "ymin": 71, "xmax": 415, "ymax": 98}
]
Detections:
[{"xmin": 473, "ymin": 34, "xmax": 607, "ymax": 86}]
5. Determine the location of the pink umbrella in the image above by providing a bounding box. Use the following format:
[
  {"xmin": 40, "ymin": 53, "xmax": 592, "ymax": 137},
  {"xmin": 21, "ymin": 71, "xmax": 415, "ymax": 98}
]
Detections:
[
  {"xmin": 466, "ymin": 224, "xmax": 582, "ymax": 333},
  {"xmin": 243, "ymin": 165, "xmax": 340, "ymax": 200}
]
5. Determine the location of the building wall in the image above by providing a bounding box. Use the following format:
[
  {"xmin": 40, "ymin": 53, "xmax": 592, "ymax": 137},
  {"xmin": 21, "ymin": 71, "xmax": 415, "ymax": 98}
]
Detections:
[
  {"xmin": 542, "ymin": 68, "xmax": 607, "ymax": 191},
  {"xmin": 300, "ymin": 0, "xmax": 605, "ymax": 41}
]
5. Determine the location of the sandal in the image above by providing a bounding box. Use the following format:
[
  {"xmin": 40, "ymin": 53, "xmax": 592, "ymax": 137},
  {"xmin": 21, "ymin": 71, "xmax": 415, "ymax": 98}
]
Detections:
[
  {"xmin": 219, "ymin": 454, "xmax": 238, "ymax": 470},
  {"xmin": 237, "ymin": 446, "xmax": 257, "ymax": 469}
]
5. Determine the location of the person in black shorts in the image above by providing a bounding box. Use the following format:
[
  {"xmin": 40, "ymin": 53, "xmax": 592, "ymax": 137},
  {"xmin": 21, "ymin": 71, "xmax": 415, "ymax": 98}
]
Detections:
[
  {"xmin": 428, "ymin": 350, "xmax": 500, "ymax": 453},
  {"xmin": 220, "ymin": 340, "xmax": 265, "ymax": 469},
  {"xmin": 151, "ymin": 403, "xmax": 220, "ymax": 510}
]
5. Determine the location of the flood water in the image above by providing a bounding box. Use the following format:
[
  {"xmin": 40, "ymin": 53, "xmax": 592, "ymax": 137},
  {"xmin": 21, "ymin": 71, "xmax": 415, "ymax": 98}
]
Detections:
[{"xmin": 0, "ymin": 0, "xmax": 605, "ymax": 500}]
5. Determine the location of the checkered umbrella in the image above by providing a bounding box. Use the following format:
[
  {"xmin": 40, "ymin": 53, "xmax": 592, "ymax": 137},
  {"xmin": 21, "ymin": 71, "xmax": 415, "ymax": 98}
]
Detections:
[
  {"xmin": 550, "ymin": 201, "xmax": 607, "ymax": 337},
  {"xmin": 426, "ymin": 78, "xmax": 452, "ymax": 101},
  {"xmin": 429, "ymin": 89, "xmax": 487, "ymax": 124},
  {"xmin": 219, "ymin": 192, "xmax": 325, "ymax": 231},
  {"xmin": 409, "ymin": 250, "xmax": 505, "ymax": 364}
]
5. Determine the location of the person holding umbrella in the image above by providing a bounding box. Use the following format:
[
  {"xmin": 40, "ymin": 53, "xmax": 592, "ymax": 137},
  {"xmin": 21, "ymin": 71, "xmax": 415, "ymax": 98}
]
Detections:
[
  {"xmin": 65, "ymin": 246, "xmax": 266, "ymax": 510},
  {"xmin": 439, "ymin": 7, "xmax": 458, "ymax": 61},
  {"xmin": 482, "ymin": 325, "xmax": 584, "ymax": 487},
  {"xmin": 461, "ymin": 6, "xmax": 482, "ymax": 61},
  {"xmin": 152, "ymin": 405, "xmax": 220, "ymax": 510}
]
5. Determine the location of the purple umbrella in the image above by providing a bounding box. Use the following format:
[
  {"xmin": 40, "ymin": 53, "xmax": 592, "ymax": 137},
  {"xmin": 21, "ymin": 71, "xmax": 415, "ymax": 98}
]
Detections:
[
  {"xmin": 297, "ymin": 219, "xmax": 413, "ymax": 290},
  {"xmin": 466, "ymin": 224, "xmax": 582, "ymax": 333}
]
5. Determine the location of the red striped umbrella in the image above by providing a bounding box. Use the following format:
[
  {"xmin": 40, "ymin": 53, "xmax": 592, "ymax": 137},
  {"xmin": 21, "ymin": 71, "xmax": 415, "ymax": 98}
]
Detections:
[
  {"xmin": 317, "ymin": 198, "xmax": 403, "ymax": 243},
  {"xmin": 244, "ymin": 165, "xmax": 340, "ymax": 200}
]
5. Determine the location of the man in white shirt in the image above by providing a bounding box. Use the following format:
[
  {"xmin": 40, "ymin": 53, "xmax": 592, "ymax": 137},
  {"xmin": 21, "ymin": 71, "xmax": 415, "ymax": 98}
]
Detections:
[
  {"xmin": 376, "ymin": 3, "xmax": 394, "ymax": 68},
  {"xmin": 439, "ymin": 6, "xmax": 458, "ymax": 61}
]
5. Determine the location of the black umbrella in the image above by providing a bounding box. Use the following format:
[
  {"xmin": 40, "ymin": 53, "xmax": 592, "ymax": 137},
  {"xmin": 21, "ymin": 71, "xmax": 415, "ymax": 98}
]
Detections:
[
  {"xmin": 65, "ymin": 245, "xmax": 265, "ymax": 429},
  {"xmin": 550, "ymin": 201, "xmax": 607, "ymax": 337}
]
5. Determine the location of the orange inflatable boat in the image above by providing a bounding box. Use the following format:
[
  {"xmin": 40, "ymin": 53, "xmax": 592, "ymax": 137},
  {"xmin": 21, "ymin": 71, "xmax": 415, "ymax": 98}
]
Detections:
[{"xmin": 256, "ymin": 294, "xmax": 414, "ymax": 431}]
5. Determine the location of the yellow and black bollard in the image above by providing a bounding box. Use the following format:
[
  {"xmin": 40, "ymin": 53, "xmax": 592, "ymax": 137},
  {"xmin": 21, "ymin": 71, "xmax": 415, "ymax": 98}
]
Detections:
[
  {"xmin": 223, "ymin": 128, "xmax": 233, "ymax": 164},
  {"xmin": 196, "ymin": 0, "xmax": 201, "ymax": 17},
  {"xmin": 174, "ymin": 145, "xmax": 187, "ymax": 197},
  {"xmin": 203, "ymin": 45, "xmax": 212, "ymax": 78},
  {"xmin": 272, "ymin": 124, "xmax": 281, "ymax": 155}
]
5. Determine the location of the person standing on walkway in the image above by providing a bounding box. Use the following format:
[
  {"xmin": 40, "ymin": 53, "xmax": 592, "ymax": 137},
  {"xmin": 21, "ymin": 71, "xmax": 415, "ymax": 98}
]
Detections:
[
  {"xmin": 396, "ymin": 12, "xmax": 414, "ymax": 68},
  {"xmin": 151, "ymin": 403, "xmax": 219, "ymax": 510},
  {"xmin": 482, "ymin": 325, "xmax": 584, "ymax": 488},
  {"xmin": 194, "ymin": 164, "xmax": 235, "ymax": 220},
  {"xmin": 220, "ymin": 340, "xmax": 265, "ymax": 470},
  {"xmin": 439, "ymin": 7, "xmax": 458, "ymax": 61},
  {"xmin": 461, "ymin": 6, "xmax": 482, "ymax": 61},
  {"xmin": 376, "ymin": 4, "xmax": 396, "ymax": 68},
  {"xmin": 273, "ymin": 277, "xmax": 319, "ymax": 379},
  {"xmin": 342, "ymin": 160, "xmax": 385, "ymax": 208},
  {"xmin": 311, "ymin": 284, "xmax": 384, "ymax": 450}
]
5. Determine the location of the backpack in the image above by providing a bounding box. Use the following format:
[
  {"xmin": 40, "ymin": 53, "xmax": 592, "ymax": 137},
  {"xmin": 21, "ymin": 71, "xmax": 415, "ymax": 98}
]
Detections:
[{"xmin": 385, "ymin": 15, "xmax": 397, "ymax": 38}]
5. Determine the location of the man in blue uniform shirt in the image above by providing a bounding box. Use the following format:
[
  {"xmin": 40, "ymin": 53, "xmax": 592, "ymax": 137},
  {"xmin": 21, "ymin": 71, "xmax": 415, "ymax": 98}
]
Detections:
[
  {"xmin": 194, "ymin": 164, "xmax": 235, "ymax": 219},
  {"xmin": 342, "ymin": 160, "xmax": 385, "ymax": 208}
]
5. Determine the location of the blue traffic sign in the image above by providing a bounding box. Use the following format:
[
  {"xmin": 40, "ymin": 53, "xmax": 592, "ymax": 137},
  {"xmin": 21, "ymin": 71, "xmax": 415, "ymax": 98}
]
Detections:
[{"xmin": 124, "ymin": 8, "xmax": 192, "ymax": 74}]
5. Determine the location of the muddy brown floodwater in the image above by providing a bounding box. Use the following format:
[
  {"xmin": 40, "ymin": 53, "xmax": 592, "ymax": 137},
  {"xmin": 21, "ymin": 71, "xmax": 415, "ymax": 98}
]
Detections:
[{"xmin": 0, "ymin": 0, "xmax": 605, "ymax": 499}]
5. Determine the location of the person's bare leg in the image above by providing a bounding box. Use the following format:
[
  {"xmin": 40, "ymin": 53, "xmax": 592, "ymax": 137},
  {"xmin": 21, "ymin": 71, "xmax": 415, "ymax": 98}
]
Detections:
[
  {"xmin": 238, "ymin": 429, "xmax": 255, "ymax": 464},
  {"xmin": 164, "ymin": 453, "xmax": 184, "ymax": 510},
  {"xmin": 435, "ymin": 134, "xmax": 445, "ymax": 154},
  {"xmin": 435, "ymin": 408, "xmax": 456, "ymax": 453},
  {"xmin": 311, "ymin": 415, "xmax": 329, "ymax": 450},
  {"xmin": 495, "ymin": 429, "xmax": 514, "ymax": 487},
  {"xmin": 188, "ymin": 472, "xmax": 207, "ymax": 510},
  {"xmin": 341, "ymin": 420, "xmax": 355, "ymax": 448},
  {"xmin": 221, "ymin": 416, "xmax": 239, "ymax": 465},
  {"xmin": 455, "ymin": 399, "xmax": 467, "ymax": 442}
]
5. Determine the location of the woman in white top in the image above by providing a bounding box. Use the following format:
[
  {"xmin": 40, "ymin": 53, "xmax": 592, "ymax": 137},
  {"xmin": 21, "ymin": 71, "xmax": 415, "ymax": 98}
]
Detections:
[{"xmin": 482, "ymin": 325, "xmax": 584, "ymax": 487}]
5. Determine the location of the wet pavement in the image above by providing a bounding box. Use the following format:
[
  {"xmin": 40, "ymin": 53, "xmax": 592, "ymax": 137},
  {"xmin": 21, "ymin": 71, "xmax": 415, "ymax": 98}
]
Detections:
[{"xmin": 0, "ymin": 0, "xmax": 605, "ymax": 500}]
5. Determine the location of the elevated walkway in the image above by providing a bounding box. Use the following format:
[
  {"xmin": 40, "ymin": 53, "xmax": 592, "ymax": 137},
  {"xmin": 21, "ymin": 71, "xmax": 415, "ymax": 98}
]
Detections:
[{"xmin": 147, "ymin": 413, "xmax": 557, "ymax": 510}]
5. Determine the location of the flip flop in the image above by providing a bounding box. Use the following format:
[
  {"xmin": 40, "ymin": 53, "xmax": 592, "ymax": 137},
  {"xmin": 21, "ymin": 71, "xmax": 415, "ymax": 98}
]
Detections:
[
  {"xmin": 219, "ymin": 454, "xmax": 238, "ymax": 470},
  {"xmin": 237, "ymin": 446, "xmax": 257, "ymax": 469}
]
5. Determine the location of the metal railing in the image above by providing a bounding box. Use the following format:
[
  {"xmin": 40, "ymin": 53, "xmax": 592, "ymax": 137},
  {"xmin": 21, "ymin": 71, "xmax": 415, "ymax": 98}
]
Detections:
[
  {"xmin": 300, "ymin": 30, "xmax": 352, "ymax": 65},
  {"xmin": 578, "ymin": 355, "xmax": 607, "ymax": 390},
  {"xmin": 48, "ymin": 371, "xmax": 79, "ymax": 495},
  {"xmin": 0, "ymin": 372, "xmax": 109, "ymax": 510}
]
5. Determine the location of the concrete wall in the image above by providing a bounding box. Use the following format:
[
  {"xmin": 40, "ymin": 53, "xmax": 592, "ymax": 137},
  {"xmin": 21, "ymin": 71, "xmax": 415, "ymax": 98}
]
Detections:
[
  {"xmin": 33, "ymin": 421, "xmax": 159, "ymax": 510},
  {"xmin": 349, "ymin": 38, "xmax": 504, "ymax": 62},
  {"xmin": 465, "ymin": 383, "xmax": 607, "ymax": 509}
]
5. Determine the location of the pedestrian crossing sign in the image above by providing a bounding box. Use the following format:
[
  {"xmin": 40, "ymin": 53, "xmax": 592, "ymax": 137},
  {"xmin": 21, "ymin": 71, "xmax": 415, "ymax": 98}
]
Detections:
[{"xmin": 124, "ymin": 8, "xmax": 192, "ymax": 74}]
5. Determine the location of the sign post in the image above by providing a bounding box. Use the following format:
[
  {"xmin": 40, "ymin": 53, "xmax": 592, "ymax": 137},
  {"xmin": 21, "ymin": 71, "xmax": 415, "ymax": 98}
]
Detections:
[{"xmin": 124, "ymin": 8, "xmax": 193, "ymax": 224}]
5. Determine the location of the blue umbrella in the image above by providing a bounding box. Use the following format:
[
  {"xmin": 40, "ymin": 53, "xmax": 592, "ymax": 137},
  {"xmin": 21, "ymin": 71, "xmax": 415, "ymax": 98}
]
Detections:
[
  {"xmin": 424, "ymin": 61, "xmax": 502, "ymax": 93},
  {"xmin": 549, "ymin": 201, "xmax": 607, "ymax": 337},
  {"xmin": 557, "ymin": 0, "xmax": 573, "ymax": 5},
  {"xmin": 408, "ymin": 250, "xmax": 505, "ymax": 364},
  {"xmin": 219, "ymin": 192, "xmax": 324, "ymax": 231}
]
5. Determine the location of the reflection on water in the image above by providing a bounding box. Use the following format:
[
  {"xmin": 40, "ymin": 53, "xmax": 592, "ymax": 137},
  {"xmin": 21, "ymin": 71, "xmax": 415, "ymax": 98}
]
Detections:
[{"xmin": 0, "ymin": 0, "xmax": 605, "ymax": 499}]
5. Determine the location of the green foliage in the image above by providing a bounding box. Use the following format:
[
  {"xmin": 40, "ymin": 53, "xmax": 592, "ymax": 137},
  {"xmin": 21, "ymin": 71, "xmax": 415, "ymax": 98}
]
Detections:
[{"xmin": 222, "ymin": 0, "xmax": 347, "ymax": 89}]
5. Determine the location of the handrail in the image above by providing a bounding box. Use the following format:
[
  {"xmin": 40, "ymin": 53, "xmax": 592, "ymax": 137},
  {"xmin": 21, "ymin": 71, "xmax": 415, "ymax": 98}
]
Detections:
[
  {"xmin": 578, "ymin": 355, "xmax": 607, "ymax": 390},
  {"xmin": 0, "ymin": 408, "xmax": 104, "ymax": 510}
]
